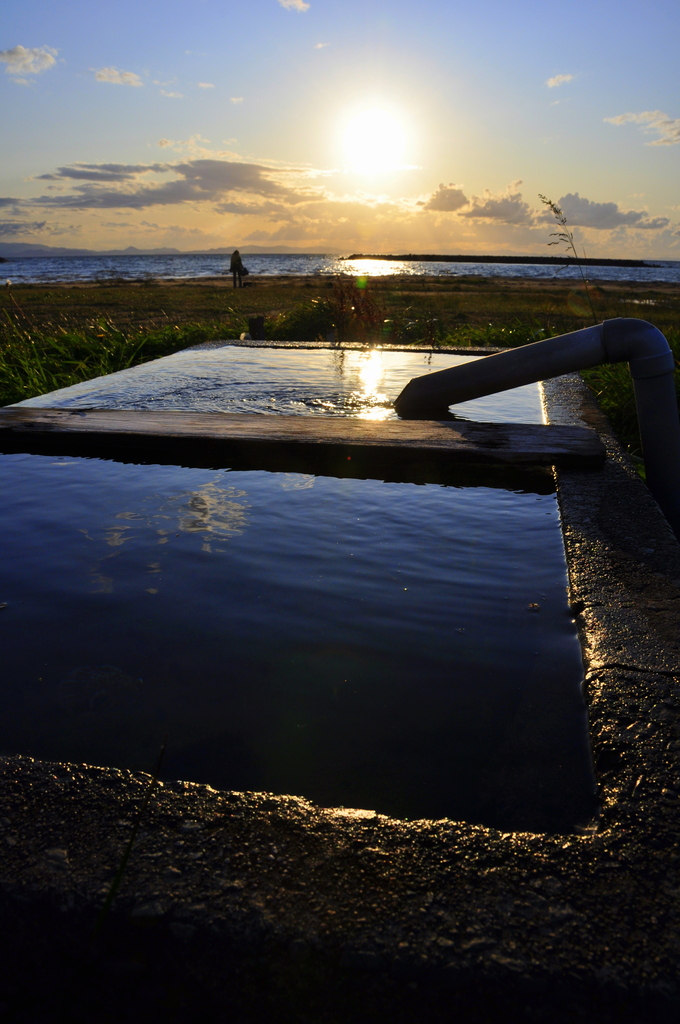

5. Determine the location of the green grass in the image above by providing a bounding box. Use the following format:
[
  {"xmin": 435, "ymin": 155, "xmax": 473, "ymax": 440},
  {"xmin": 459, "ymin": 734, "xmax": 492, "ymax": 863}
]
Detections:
[
  {"xmin": 0, "ymin": 311, "xmax": 249, "ymax": 406},
  {"xmin": 1, "ymin": 278, "xmax": 678, "ymax": 470},
  {"xmin": 6, "ymin": 274, "xmax": 680, "ymax": 339}
]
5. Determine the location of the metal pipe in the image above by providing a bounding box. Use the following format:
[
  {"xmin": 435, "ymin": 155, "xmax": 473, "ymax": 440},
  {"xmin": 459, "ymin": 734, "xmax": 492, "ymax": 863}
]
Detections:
[{"xmin": 394, "ymin": 319, "xmax": 680, "ymax": 537}]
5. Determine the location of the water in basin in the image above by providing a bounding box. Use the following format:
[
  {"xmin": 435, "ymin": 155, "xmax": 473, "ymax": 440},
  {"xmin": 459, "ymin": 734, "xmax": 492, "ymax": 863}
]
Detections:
[
  {"xmin": 18, "ymin": 344, "xmax": 541, "ymax": 423},
  {"xmin": 2, "ymin": 345, "xmax": 596, "ymax": 831}
]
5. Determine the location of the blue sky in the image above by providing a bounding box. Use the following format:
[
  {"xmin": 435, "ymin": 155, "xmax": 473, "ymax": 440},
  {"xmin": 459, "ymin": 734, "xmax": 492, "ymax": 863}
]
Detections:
[{"xmin": 1, "ymin": 0, "xmax": 679, "ymax": 255}]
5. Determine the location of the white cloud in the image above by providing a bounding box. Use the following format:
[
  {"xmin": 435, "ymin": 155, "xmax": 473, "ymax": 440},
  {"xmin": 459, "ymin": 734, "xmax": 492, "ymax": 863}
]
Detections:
[
  {"xmin": 0, "ymin": 45, "xmax": 57, "ymax": 78},
  {"xmin": 314, "ymin": 43, "xmax": 329, "ymax": 49},
  {"xmin": 161, "ymin": 89, "xmax": 183, "ymax": 98},
  {"xmin": 230, "ymin": 96, "xmax": 243, "ymax": 104},
  {"xmin": 198, "ymin": 82, "xmax": 215, "ymax": 88},
  {"xmin": 421, "ymin": 183, "xmax": 468, "ymax": 212},
  {"xmin": 557, "ymin": 192, "xmax": 669, "ymax": 230},
  {"xmin": 604, "ymin": 110, "xmax": 680, "ymax": 146},
  {"xmin": 546, "ymin": 73, "xmax": 573, "ymax": 88},
  {"xmin": 460, "ymin": 181, "xmax": 533, "ymax": 225},
  {"xmin": 94, "ymin": 67, "xmax": 143, "ymax": 87},
  {"xmin": 16, "ymin": 146, "xmax": 677, "ymax": 256},
  {"xmin": 155, "ymin": 135, "xmax": 220, "ymax": 158},
  {"xmin": 278, "ymin": 0, "xmax": 310, "ymax": 10}
]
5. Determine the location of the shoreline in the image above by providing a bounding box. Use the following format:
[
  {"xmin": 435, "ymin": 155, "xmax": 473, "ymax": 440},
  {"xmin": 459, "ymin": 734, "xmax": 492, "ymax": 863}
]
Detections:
[
  {"xmin": 7, "ymin": 274, "xmax": 680, "ymax": 292},
  {"xmin": 343, "ymin": 252, "xmax": 657, "ymax": 268}
]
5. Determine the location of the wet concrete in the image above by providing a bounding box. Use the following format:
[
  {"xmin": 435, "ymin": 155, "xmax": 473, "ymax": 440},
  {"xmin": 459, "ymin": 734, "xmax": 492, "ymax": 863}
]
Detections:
[{"xmin": 1, "ymin": 368, "xmax": 680, "ymax": 1022}]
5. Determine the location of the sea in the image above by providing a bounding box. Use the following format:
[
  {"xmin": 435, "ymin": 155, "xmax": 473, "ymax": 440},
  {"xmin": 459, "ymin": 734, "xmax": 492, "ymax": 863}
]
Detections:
[{"xmin": 3, "ymin": 252, "xmax": 680, "ymax": 286}]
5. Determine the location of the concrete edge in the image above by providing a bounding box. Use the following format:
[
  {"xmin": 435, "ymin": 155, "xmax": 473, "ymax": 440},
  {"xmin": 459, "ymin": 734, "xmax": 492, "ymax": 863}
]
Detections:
[
  {"xmin": 186, "ymin": 339, "xmax": 505, "ymax": 356},
  {"xmin": 1, "ymin": 371, "xmax": 679, "ymax": 1022}
]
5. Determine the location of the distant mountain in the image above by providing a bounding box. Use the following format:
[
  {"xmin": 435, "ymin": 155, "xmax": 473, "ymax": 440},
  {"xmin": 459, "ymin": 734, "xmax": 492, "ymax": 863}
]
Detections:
[
  {"xmin": 0, "ymin": 242, "xmax": 339, "ymax": 259},
  {"xmin": 0, "ymin": 242, "xmax": 182, "ymax": 258}
]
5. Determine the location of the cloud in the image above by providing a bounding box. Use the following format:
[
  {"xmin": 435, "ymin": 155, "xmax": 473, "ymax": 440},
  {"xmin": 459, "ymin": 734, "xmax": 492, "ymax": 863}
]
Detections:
[
  {"xmin": 44, "ymin": 222, "xmax": 82, "ymax": 237},
  {"xmin": 16, "ymin": 151, "xmax": 676, "ymax": 255},
  {"xmin": 314, "ymin": 43, "xmax": 329, "ymax": 49},
  {"xmin": 36, "ymin": 163, "xmax": 163, "ymax": 182},
  {"xmin": 421, "ymin": 183, "xmax": 468, "ymax": 212},
  {"xmin": 546, "ymin": 73, "xmax": 573, "ymax": 88},
  {"xmin": 0, "ymin": 220, "xmax": 47, "ymax": 236},
  {"xmin": 93, "ymin": 67, "xmax": 143, "ymax": 87},
  {"xmin": 198, "ymin": 82, "xmax": 214, "ymax": 88},
  {"xmin": 160, "ymin": 90, "xmax": 183, "ymax": 98},
  {"xmin": 0, "ymin": 45, "xmax": 57, "ymax": 78},
  {"xmin": 604, "ymin": 110, "xmax": 680, "ymax": 146},
  {"xmin": 214, "ymin": 199, "xmax": 289, "ymax": 216},
  {"xmin": 557, "ymin": 192, "xmax": 669, "ymax": 230},
  {"xmin": 277, "ymin": 0, "xmax": 310, "ymax": 10},
  {"xmin": 239, "ymin": 194, "xmax": 441, "ymax": 247},
  {"xmin": 27, "ymin": 158, "xmax": 319, "ymax": 211},
  {"xmin": 230, "ymin": 96, "xmax": 243, "ymax": 104},
  {"xmin": 155, "ymin": 134, "xmax": 220, "ymax": 158},
  {"xmin": 460, "ymin": 182, "xmax": 533, "ymax": 225}
]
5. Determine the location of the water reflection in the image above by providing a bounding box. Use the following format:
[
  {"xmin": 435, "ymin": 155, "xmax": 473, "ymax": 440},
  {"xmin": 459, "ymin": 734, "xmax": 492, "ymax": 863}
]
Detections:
[
  {"xmin": 278, "ymin": 474, "xmax": 316, "ymax": 491},
  {"xmin": 169, "ymin": 482, "xmax": 249, "ymax": 541},
  {"xmin": 354, "ymin": 350, "xmax": 391, "ymax": 421},
  {"xmin": 84, "ymin": 480, "xmax": 250, "ymax": 591},
  {"xmin": 0, "ymin": 453, "xmax": 594, "ymax": 829},
  {"xmin": 342, "ymin": 259, "xmax": 413, "ymax": 277},
  {"xmin": 19, "ymin": 347, "xmax": 544, "ymax": 425}
]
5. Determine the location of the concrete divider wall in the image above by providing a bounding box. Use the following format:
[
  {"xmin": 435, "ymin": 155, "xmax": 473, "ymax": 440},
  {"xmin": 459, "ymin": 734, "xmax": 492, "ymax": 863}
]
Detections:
[{"xmin": 1, "ymin": 369, "xmax": 679, "ymax": 1022}]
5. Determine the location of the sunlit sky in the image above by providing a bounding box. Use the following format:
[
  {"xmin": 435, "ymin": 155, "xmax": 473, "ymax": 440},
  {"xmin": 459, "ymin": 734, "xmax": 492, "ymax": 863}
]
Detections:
[{"xmin": 2, "ymin": 0, "xmax": 679, "ymax": 256}]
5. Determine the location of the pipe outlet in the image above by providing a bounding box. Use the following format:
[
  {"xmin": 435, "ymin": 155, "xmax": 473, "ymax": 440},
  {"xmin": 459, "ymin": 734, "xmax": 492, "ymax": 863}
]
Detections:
[{"xmin": 393, "ymin": 318, "xmax": 680, "ymax": 538}]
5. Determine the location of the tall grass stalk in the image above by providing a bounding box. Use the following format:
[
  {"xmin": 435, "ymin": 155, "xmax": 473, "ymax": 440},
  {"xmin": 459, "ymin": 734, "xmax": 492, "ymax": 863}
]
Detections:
[
  {"xmin": 266, "ymin": 275, "xmax": 388, "ymax": 343},
  {"xmin": 539, "ymin": 195, "xmax": 598, "ymax": 324}
]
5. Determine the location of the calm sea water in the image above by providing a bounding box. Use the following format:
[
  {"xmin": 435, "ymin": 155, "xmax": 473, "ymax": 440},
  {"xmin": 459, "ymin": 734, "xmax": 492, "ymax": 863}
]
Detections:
[
  {"xmin": 3, "ymin": 251, "xmax": 680, "ymax": 285},
  {"xmin": 1, "ymin": 347, "xmax": 596, "ymax": 830}
]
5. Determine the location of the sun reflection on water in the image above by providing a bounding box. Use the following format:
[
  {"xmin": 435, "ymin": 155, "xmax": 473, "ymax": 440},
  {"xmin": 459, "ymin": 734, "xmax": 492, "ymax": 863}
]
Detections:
[
  {"xmin": 341, "ymin": 259, "xmax": 413, "ymax": 277},
  {"xmin": 351, "ymin": 349, "xmax": 392, "ymax": 420}
]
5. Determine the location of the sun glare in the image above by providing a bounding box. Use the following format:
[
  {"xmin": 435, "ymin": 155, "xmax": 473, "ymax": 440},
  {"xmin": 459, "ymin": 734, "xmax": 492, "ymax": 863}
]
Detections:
[{"xmin": 340, "ymin": 105, "xmax": 408, "ymax": 175}]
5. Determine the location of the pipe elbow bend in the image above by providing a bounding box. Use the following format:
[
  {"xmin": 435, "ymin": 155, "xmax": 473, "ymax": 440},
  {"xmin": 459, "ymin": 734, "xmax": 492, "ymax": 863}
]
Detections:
[{"xmin": 602, "ymin": 318, "xmax": 675, "ymax": 379}]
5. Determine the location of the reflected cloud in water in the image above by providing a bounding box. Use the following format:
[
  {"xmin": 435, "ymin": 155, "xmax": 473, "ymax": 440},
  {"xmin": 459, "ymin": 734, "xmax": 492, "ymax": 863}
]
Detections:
[
  {"xmin": 84, "ymin": 480, "xmax": 251, "ymax": 589},
  {"xmin": 278, "ymin": 474, "xmax": 316, "ymax": 491},
  {"xmin": 169, "ymin": 482, "xmax": 250, "ymax": 544}
]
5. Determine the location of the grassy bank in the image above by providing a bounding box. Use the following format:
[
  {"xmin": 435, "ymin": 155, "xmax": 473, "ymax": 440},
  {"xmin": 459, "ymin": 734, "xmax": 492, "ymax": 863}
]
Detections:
[{"xmin": 1, "ymin": 275, "xmax": 678, "ymax": 460}]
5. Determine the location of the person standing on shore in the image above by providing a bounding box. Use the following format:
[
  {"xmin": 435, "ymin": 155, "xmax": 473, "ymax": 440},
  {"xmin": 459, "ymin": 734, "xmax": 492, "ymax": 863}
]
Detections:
[{"xmin": 230, "ymin": 249, "xmax": 244, "ymax": 288}]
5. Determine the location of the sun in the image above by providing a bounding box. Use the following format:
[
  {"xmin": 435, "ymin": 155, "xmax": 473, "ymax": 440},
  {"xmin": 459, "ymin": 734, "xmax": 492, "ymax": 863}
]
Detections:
[{"xmin": 340, "ymin": 105, "xmax": 408, "ymax": 175}]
